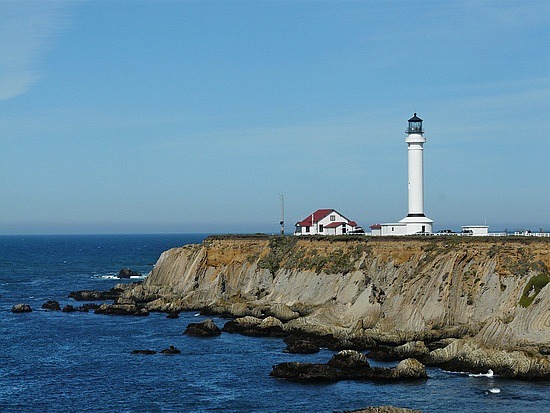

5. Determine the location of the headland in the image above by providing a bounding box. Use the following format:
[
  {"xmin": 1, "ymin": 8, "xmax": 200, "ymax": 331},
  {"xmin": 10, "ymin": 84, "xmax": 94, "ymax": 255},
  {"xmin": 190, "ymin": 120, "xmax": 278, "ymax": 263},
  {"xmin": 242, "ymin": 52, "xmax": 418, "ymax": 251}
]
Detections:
[{"xmin": 118, "ymin": 234, "xmax": 550, "ymax": 379}]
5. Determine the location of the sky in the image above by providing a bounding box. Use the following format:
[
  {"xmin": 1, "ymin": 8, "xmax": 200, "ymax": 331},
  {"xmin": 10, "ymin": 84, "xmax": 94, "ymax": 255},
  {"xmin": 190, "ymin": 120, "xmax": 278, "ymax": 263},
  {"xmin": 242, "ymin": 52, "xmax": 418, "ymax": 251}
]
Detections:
[{"xmin": 0, "ymin": 0, "xmax": 549, "ymax": 235}]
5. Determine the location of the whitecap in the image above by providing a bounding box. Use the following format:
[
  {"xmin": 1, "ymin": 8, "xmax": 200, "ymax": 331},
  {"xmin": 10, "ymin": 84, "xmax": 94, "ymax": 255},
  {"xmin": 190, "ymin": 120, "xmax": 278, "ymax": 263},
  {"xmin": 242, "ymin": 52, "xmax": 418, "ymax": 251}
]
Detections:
[
  {"xmin": 92, "ymin": 274, "xmax": 118, "ymax": 280},
  {"xmin": 444, "ymin": 370, "xmax": 469, "ymax": 375},
  {"xmin": 488, "ymin": 388, "xmax": 501, "ymax": 394},
  {"xmin": 469, "ymin": 369, "xmax": 493, "ymax": 377}
]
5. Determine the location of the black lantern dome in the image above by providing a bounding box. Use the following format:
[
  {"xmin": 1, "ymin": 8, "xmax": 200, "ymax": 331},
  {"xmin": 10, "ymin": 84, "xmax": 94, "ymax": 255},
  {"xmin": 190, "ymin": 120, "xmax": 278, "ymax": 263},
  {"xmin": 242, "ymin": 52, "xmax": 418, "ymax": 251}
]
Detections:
[{"xmin": 407, "ymin": 113, "xmax": 423, "ymax": 134}]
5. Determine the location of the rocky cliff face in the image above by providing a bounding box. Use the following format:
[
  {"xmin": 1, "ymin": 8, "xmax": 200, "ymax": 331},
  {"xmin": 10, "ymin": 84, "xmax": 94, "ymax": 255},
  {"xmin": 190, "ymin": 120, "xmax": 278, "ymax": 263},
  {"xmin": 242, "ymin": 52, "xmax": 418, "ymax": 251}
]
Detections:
[{"xmin": 124, "ymin": 235, "xmax": 549, "ymax": 353}]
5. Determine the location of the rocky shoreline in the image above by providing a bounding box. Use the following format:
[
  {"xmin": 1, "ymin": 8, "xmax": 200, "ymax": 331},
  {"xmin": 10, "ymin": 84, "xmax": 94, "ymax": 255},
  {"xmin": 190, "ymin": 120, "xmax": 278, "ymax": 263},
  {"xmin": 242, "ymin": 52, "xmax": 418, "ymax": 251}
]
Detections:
[
  {"xmin": 117, "ymin": 235, "xmax": 549, "ymax": 380},
  {"xmin": 25, "ymin": 280, "xmax": 546, "ymax": 380},
  {"xmin": 13, "ymin": 234, "xmax": 549, "ymax": 381},
  {"xmin": 270, "ymin": 350, "xmax": 427, "ymax": 382}
]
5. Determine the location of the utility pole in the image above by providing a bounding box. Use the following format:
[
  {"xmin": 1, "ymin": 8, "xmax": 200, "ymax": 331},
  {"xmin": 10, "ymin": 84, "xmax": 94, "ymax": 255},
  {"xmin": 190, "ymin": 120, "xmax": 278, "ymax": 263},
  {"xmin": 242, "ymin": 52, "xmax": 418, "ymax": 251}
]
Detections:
[{"xmin": 279, "ymin": 194, "xmax": 285, "ymax": 235}]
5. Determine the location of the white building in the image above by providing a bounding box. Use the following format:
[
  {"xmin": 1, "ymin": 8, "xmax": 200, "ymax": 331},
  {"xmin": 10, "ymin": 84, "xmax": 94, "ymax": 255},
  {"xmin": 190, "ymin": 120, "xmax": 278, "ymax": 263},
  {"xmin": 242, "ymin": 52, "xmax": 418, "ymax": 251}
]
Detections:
[
  {"xmin": 461, "ymin": 225, "xmax": 489, "ymax": 236},
  {"xmin": 370, "ymin": 223, "xmax": 409, "ymax": 236},
  {"xmin": 294, "ymin": 209, "xmax": 363, "ymax": 236},
  {"xmin": 375, "ymin": 114, "xmax": 434, "ymax": 236}
]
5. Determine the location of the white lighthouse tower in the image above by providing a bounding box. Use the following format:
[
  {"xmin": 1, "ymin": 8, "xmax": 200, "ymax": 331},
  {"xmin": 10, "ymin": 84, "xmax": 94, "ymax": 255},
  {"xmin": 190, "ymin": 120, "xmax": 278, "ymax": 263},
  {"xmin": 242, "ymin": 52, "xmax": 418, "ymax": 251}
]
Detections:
[{"xmin": 399, "ymin": 113, "xmax": 433, "ymax": 234}]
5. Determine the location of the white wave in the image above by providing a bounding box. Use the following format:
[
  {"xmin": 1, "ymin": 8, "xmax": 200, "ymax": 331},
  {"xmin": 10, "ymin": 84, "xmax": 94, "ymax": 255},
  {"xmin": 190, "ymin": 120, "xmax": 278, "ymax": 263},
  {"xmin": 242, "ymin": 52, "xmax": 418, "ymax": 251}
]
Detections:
[
  {"xmin": 469, "ymin": 369, "xmax": 494, "ymax": 377},
  {"xmin": 98, "ymin": 275, "xmax": 118, "ymax": 280},
  {"xmin": 488, "ymin": 388, "xmax": 501, "ymax": 394},
  {"xmin": 442, "ymin": 370, "xmax": 470, "ymax": 375},
  {"xmin": 90, "ymin": 271, "xmax": 148, "ymax": 281}
]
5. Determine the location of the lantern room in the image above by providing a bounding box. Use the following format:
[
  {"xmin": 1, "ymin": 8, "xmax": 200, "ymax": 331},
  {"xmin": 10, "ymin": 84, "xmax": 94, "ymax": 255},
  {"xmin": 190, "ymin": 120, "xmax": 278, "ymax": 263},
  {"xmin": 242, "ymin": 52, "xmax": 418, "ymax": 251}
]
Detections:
[{"xmin": 407, "ymin": 113, "xmax": 423, "ymax": 134}]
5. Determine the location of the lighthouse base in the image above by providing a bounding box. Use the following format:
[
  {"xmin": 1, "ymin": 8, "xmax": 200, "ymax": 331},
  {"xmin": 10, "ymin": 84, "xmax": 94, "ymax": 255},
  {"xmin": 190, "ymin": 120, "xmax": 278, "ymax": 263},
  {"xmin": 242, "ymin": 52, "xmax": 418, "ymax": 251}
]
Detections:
[
  {"xmin": 399, "ymin": 215, "xmax": 433, "ymax": 235},
  {"xmin": 373, "ymin": 216, "xmax": 433, "ymax": 236}
]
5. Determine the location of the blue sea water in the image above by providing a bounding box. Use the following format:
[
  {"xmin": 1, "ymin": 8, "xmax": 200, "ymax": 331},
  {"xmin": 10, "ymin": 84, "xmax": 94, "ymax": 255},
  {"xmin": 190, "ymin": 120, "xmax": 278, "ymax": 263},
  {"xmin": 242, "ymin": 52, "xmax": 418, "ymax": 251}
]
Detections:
[{"xmin": 0, "ymin": 234, "xmax": 548, "ymax": 413}]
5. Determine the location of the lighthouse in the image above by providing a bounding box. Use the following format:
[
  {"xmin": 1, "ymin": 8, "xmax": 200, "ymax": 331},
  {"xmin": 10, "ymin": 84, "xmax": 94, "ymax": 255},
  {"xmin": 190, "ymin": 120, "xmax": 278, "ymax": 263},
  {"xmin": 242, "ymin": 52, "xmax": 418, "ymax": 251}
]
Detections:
[{"xmin": 399, "ymin": 113, "xmax": 433, "ymax": 234}]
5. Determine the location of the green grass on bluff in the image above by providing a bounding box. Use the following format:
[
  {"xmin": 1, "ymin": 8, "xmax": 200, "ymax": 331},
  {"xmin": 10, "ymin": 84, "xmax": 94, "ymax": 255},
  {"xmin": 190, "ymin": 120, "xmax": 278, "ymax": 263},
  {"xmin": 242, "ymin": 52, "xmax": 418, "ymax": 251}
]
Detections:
[{"xmin": 519, "ymin": 272, "xmax": 550, "ymax": 308}]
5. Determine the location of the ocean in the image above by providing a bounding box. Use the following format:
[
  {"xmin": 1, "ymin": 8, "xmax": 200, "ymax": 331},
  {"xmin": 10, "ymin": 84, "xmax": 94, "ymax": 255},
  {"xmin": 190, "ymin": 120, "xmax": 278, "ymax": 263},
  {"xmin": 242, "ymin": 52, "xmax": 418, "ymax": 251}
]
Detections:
[{"xmin": 0, "ymin": 234, "xmax": 547, "ymax": 412}]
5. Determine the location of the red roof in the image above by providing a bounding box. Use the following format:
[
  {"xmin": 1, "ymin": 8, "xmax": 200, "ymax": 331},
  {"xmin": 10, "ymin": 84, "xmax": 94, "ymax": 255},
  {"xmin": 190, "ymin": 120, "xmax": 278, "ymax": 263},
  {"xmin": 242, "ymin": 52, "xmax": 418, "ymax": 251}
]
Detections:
[
  {"xmin": 370, "ymin": 224, "xmax": 382, "ymax": 229},
  {"xmin": 325, "ymin": 221, "xmax": 345, "ymax": 228},
  {"xmin": 296, "ymin": 209, "xmax": 335, "ymax": 227}
]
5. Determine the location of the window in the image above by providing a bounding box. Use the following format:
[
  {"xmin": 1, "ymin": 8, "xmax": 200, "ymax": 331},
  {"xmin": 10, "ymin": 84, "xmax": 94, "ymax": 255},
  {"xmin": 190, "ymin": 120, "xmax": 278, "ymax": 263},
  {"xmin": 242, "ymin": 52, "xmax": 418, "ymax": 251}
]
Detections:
[
  {"xmin": 330, "ymin": 215, "xmax": 335, "ymax": 221},
  {"xmin": 342, "ymin": 225, "xmax": 346, "ymax": 234},
  {"xmin": 305, "ymin": 226, "xmax": 310, "ymax": 233},
  {"xmin": 319, "ymin": 225, "xmax": 324, "ymax": 233}
]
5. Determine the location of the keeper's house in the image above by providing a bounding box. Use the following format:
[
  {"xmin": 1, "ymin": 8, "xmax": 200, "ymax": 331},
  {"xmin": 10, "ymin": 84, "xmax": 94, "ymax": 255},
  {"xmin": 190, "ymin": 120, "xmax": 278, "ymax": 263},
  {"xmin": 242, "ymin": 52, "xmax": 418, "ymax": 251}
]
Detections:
[{"xmin": 294, "ymin": 209, "xmax": 364, "ymax": 236}]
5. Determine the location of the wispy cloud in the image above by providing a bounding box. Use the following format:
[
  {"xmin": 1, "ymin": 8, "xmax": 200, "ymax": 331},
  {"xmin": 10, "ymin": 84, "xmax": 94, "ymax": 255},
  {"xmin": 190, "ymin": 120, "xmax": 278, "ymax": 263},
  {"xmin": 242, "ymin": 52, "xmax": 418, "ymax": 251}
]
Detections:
[{"xmin": 0, "ymin": 1, "xmax": 74, "ymax": 101}]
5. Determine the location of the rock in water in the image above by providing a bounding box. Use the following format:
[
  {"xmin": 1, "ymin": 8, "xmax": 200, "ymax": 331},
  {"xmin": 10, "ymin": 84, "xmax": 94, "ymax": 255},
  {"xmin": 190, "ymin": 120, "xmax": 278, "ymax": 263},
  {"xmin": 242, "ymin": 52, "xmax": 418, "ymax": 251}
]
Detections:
[
  {"xmin": 62, "ymin": 305, "xmax": 78, "ymax": 313},
  {"xmin": 328, "ymin": 350, "xmax": 370, "ymax": 369},
  {"xmin": 41, "ymin": 300, "xmax": 61, "ymax": 311},
  {"xmin": 271, "ymin": 352, "xmax": 427, "ymax": 382},
  {"xmin": 11, "ymin": 304, "xmax": 32, "ymax": 313},
  {"xmin": 132, "ymin": 349, "xmax": 157, "ymax": 355},
  {"xmin": 68, "ymin": 289, "xmax": 121, "ymax": 301},
  {"xmin": 183, "ymin": 319, "xmax": 221, "ymax": 337},
  {"xmin": 283, "ymin": 335, "xmax": 320, "ymax": 354},
  {"xmin": 222, "ymin": 316, "xmax": 286, "ymax": 337},
  {"xmin": 79, "ymin": 303, "xmax": 100, "ymax": 312},
  {"xmin": 369, "ymin": 341, "xmax": 430, "ymax": 361},
  {"xmin": 161, "ymin": 345, "xmax": 181, "ymax": 354},
  {"xmin": 118, "ymin": 268, "xmax": 142, "ymax": 279},
  {"xmin": 94, "ymin": 303, "xmax": 149, "ymax": 316},
  {"xmin": 394, "ymin": 358, "xmax": 428, "ymax": 379},
  {"xmin": 270, "ymin": 362, "xmax": 339, "ymax": 382}
]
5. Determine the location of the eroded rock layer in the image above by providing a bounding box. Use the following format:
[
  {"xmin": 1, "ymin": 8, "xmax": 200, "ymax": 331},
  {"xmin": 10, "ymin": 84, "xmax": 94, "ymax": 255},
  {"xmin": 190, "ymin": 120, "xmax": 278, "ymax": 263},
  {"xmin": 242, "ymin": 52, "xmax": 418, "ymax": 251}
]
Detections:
[{"xmin": 121, "ymin": 235, "xmax": 550, "ymax": 377}]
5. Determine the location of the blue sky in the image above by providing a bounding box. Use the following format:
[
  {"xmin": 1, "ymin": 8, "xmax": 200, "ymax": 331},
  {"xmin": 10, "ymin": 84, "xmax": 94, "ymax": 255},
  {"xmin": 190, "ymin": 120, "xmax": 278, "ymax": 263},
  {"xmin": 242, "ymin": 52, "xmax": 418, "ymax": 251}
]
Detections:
[{"xmin": 0, "ymin": 0, "xmax": 549, "ymax": 234}]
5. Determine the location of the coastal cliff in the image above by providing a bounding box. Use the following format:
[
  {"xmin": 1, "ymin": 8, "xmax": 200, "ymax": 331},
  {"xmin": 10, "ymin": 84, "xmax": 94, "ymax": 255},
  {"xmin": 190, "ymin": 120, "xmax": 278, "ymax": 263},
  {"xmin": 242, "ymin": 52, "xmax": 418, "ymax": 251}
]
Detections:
[{"xmin": 121, "ymin": 235, "xmax": 550, "ymax": 378}]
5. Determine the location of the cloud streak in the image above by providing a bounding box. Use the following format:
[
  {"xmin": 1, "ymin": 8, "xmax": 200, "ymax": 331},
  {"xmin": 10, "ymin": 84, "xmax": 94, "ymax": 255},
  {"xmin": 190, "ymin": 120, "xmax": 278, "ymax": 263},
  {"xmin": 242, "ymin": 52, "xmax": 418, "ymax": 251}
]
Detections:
[{"xmin": 0, "ymin": 1, "xmax": 73, "ymax": 101}]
